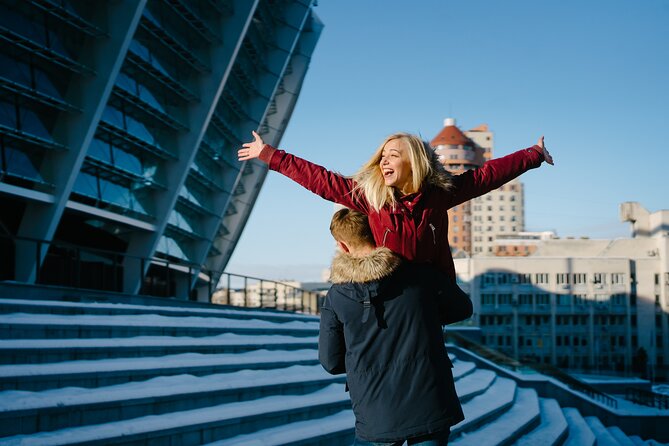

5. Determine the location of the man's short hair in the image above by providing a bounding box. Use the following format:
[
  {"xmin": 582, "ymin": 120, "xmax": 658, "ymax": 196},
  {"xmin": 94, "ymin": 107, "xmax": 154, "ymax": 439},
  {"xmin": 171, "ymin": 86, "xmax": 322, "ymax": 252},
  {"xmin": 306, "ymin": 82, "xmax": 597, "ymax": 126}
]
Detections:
[{"xmin": 330, "ymin": 208, "xmax": 375, "ymax": 247}]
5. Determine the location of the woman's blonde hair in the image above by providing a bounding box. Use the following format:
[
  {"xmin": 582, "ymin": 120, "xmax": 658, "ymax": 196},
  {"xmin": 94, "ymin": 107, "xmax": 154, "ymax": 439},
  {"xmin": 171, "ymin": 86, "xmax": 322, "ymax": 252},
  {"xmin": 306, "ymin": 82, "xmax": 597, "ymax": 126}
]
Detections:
[{"xmin": 353, "ymin": 133, "xmax": 438, "ymax": 212}]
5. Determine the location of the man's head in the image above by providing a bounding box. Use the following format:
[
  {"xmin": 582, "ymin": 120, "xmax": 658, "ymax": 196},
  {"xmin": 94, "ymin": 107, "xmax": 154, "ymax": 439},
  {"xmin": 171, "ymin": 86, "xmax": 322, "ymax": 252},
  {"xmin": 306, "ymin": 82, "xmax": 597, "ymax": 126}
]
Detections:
[{"xmin": 330, "ymin": 208, "xmax": 375, "ymax": 254}]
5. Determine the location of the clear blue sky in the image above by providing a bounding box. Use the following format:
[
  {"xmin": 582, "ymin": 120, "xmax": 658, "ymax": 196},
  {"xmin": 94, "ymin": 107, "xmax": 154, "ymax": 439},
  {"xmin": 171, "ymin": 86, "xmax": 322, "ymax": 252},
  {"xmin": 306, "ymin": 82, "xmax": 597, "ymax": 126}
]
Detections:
[{"xmin": 226, "ymin": 0, "xmax": 669, "ymax": 282}]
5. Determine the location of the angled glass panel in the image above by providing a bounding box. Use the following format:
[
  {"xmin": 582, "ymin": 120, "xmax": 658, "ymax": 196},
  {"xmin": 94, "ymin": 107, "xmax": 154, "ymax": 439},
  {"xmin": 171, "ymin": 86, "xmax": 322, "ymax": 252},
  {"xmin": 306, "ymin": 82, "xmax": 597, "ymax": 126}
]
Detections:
[
  {"xmin": 87, "ymin": 137, "xmax": 112, "ymax": 163},
  {"xmin": 72, "ymin": 171, "xmax": 99, "ymax": 199},
  {"xmin": 0, "ymin": 100, "xmax": 17, "ymax": 128},
  {"xmin": 2, "ymin": 144, "xmax": 45, "ymax": 182},
  {"xmin": 157, "ymin": 235, "xmax": 189, "ymax": 261},
  {"xmin": 18, "ymin": 107, "xmax": 54, "ymax": 141}
]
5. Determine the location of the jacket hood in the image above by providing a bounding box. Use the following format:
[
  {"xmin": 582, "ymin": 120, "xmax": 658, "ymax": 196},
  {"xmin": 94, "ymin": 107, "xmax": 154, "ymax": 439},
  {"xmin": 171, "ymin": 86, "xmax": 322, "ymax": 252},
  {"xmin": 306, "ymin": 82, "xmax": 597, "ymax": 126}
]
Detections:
[
  {"xmin": 329, "ymin": 247, "xmax": 401, "ymax": 284},
  {"xmin": 425, "ymin": 147, "xmax": 454, "ymax": 191}
]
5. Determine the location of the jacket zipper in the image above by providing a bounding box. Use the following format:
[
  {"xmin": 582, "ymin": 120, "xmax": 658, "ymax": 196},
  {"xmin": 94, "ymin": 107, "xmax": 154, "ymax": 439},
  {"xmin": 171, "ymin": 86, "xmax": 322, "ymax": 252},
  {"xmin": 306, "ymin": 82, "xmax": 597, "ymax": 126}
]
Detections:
[
  {"xmin": 382, "ymin": 228, "xmax": 391, "ymax": 247},
  {"xmin": 429, "ymin": 223, "xmax": 437, "ymax": 245}
]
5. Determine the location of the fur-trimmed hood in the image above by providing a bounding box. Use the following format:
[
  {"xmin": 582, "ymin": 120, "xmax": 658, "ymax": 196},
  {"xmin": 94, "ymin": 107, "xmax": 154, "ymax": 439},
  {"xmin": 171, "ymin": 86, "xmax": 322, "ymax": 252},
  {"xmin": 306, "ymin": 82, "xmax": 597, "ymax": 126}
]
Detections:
[
  {"xmin": 329, "ymin": 247, "xmax": 401, "ymax": 284},
  {"xmin": 424, "ymin": 147, "xmax": 454, "ymax": 192}
]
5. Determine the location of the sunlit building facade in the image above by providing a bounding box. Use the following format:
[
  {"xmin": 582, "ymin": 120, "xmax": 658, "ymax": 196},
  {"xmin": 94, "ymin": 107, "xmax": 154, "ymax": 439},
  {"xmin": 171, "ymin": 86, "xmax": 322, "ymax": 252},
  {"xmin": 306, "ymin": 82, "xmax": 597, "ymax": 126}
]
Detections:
[
  {"xmin": 0, "ymin": 0, "xmax": 322, "ymax": 300},
  {"xmin": 455, "ymin": 202, "xmax": 669, "ymax": 379}
]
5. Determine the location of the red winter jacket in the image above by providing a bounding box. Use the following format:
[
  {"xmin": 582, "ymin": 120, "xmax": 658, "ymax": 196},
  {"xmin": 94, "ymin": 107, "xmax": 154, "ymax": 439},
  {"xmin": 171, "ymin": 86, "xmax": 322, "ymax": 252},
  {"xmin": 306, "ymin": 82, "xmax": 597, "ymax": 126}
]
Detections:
[{"xmin": 258, "ymin": 144, "xmax": 544, "ymax": 280}]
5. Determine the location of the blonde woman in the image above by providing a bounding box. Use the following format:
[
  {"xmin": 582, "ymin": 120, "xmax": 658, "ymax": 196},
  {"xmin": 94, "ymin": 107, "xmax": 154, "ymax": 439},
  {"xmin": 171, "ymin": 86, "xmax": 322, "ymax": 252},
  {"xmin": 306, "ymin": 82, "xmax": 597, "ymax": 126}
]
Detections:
[{"xmin": 239, "ymin": 131, "xmax": 553, "ymax": 282}]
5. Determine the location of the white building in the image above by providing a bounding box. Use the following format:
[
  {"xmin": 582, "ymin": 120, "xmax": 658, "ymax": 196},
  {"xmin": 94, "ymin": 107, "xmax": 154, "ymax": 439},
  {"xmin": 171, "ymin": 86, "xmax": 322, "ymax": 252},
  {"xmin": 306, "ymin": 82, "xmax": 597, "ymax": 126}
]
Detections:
[
  {"xmin": 471, "ymin": 179, "xmax": 526, "ymax": 256},
  {"xmin": 455, "ymin": 202, "xmax": 669, "ymax": 379}
]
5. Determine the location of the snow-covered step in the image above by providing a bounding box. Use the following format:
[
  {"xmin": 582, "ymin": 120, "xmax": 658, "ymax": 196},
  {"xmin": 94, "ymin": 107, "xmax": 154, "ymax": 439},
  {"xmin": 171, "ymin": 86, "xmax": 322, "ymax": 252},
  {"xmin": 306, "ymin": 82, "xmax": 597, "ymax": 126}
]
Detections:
[
  {"xmin": 562, "ymin": 407, "xmax": 595, "ymax": 446},
  {"xmin": 454, "ymin": 369, "xmax": 496, "ymax": 403},
  {"xmin": 514, "ymin": 398, "xmax": 568, "ymax": 446},
  {"xmin": 608, "ymin": 426, "xmax": 636, "ymax": 446},
  {"xmin": 630, "ymin": 437, "xmax": 645, "ymax": 446},
  {"xmin": 0, "ymin": 365, "xmax": 344, "ymax": 437},
  {"xmin": 451, "ymin": 387, "xmax": 541, "ymax": 446},
  {"xmin": 0, "ymin": 332, "xmax": 318, "ymax": 365},
  {"xmin": 0, "ymin": 298, "xmax": 319, "ymax": 323},
  {"xmin": 452, "ymin": 359, "xmax": 477, "ymax": 380},
  {"xmin": 450, "ymin": 377, "xmax": 517, "ymax": 437},
  {"xmin": 0, "ymin": 383, "xmax": 351, "ymax": 446},
  {"xmin": 204, "ymin": 409, "xmax": 355, "ymax": 446},
  {"xmin": 0, "ymin": 312, "xmax": 319, "ymax": 340},
  {"xmin": 584, "ymin": 416, "xmax": 621, "ymax": 446},
  {"xmin": 0, "ymin": 348, "xmax": 319, "ymax": 391}
]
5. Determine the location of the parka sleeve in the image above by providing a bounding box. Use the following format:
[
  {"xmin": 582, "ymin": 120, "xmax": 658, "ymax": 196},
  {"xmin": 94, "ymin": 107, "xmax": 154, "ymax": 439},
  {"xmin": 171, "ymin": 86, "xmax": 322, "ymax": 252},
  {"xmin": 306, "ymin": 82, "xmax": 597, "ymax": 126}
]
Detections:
[
  {"xmin": 259, "ymin": 145, "xmax": 369, "ymax": 213},
  {"xmin": 447, "ymin": 146, "xmax": 544, "ymax": 207},
  {"xmin": 318, "ymin": 292, "xmax": 346, "ymax": 375},
  {"xmin": 438, "ymin": 280, "xmax": 473, "ymax": 325}
]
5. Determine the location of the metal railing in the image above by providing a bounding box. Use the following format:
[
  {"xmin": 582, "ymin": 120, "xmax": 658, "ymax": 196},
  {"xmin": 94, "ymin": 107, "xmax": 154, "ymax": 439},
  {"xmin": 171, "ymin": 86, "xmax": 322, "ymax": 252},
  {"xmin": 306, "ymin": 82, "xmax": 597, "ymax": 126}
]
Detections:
[
  {"xmin": 0, "ymin": 233, "xmax": 325, "ymax": 314},
  {"xmin": 445, "ymin": 330, "xmax": 619, "ymax": 409},
  {"xmin": 625, "ymin": 387, "xmax": 669, "ymax": 410},
  {"xmin": 215, "ymin": 272, "xmax": 325, "ymax": 315}
]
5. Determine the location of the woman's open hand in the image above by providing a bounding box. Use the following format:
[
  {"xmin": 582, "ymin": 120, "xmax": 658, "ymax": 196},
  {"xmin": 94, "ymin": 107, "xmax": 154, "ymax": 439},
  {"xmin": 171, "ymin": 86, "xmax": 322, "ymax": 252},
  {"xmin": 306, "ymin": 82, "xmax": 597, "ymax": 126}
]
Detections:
[
  {"xmin": 238, "ymin": 131, "xmax": 264, "ymax": 161},
  {"xmin": 537, "ymin": 136, "xmax": 554, "ymax": 165}
]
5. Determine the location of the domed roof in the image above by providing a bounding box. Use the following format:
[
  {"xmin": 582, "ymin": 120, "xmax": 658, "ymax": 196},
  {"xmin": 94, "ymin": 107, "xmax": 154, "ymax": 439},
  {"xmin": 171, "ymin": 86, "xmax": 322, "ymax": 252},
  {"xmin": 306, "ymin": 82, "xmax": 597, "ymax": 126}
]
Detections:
[{"xmin": 431, "ymin": 124, "xmax": 472, "ymax": 146}]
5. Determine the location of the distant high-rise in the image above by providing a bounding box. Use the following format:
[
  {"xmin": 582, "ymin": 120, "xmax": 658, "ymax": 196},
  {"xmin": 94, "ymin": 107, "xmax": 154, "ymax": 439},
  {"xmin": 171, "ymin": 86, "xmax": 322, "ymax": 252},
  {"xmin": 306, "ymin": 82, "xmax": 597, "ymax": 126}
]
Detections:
[
  {"xmin": 431, "ymin": 118, "xmax": 485, "ymax": 255},
  {"xmin": 431, "ymin": 119, "xmax": 526, "ymax": 256},
  {"xmin": 0, "ymin": 0, "xmax": 322, "ymax": 300}
]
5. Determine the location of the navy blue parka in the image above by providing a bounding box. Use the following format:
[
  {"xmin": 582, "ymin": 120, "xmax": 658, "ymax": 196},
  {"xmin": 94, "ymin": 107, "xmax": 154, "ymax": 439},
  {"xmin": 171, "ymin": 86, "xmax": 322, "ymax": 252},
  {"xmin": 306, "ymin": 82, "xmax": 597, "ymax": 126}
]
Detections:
[{"xmin": 319, "ymin": 247, "xmax": 470, "ymax": 442}]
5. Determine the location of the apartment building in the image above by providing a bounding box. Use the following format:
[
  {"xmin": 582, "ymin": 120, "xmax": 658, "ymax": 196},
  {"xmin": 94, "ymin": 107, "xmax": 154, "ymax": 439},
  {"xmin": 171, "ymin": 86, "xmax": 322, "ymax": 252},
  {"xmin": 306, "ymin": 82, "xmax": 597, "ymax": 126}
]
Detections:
[{"xmin": 455, "ymin": 202, "xmax": 669, "ymax": 379}]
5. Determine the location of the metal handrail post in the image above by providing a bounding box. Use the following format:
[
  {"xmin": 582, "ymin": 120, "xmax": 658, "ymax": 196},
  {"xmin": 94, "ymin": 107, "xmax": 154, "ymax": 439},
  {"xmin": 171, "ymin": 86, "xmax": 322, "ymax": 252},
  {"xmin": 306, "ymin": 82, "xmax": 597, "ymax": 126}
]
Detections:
[
  {"xmin": 35, "ymin": 240, "xmax": 41, "ymax": 283},
  {"xmin": 226, "ymin": 273, "xmax": 231, "ymax": 304},
  {"xmin": 244, "ymin": 276, "xmax": 248, "ymax": 307}
]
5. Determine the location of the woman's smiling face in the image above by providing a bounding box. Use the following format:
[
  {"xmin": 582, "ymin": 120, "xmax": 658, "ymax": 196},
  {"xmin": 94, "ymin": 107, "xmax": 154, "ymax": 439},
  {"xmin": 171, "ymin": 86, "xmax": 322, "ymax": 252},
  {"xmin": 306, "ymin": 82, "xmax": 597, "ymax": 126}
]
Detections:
[{"xmin": 379, "ymin": 138, "xmax": 413, "ymax": 193}]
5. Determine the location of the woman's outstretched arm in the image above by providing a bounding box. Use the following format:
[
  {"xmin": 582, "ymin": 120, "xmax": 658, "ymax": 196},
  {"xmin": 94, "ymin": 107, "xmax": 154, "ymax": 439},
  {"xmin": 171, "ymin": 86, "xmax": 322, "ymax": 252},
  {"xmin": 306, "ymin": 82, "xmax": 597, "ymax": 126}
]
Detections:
[
  {"xmin": 446, "ymin": 136, "xmax": 553, "ymax": 208},
  {"xmin": 239, "ymin": 131, "xmax": 369, "ymax": 212}
]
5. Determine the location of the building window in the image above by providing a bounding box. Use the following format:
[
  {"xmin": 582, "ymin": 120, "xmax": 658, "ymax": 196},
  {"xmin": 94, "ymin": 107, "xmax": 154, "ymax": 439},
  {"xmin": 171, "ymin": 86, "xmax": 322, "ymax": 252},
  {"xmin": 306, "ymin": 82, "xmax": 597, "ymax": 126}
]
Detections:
[
  {"xmin": 518, "ymin": 273, "xmax": 531, "ymax": 284},
  {"xmin": 536, "ymin": 294, "xmax": 550, "ymax": 304},
  {"xmin": 611, "ymin": 273, "xmax": 625, "ymax": 285},
  {"xmin": 510, "ymin": 195, "xmax": 516, "ymax": 201},
  {"xmin": 497, "ymin": 293, "xmax": 512, "ymax": 305},
  {"xmin": 557, "ymin": 273, "xmax": 570, "ymax": 284},
  {"xmin": 557, "ymin": 294, "xmax": 570, "ymax": 306},
  {"xmin": 573, "ymin": 273, "xmax": 587, "ymax": 285},
  {"xmin": 519, "ymin": 294, "xmax": 533, "ymax": 305},
  {"xmin": 534, "ymin": 273, "xmax": 549, "ymax": 284},
  {"xmin": 593, "ymin": 273, "xmax": 606, "ymax": 285},
  {"xmin": 574, "ymin": 294, "xmax": 588, "ymax": 305}
]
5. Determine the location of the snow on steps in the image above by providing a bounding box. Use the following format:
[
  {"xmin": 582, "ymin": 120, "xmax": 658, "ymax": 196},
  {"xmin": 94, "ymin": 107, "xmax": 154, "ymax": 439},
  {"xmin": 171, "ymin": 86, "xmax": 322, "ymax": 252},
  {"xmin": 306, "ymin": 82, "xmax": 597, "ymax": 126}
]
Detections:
[
  {"xmin": 584, "ymin": 416, "xmax": 622, "ymax": 445},
  {"xmin": 204, "ymin": 410, "xmax": 355, "ymax": 446},
  {"xmin": 0, "ymin": 312, "xmax": 318, "ymax": 340},
  {"xmin": 0, "ymin": 383, "xmax": 351, "ymax": 446},
  {"xmin": 454, "ymin": 369, "xmax": 497, "ymax": 403},
  {"xmin": 0, "ymin": 348, "xmax": 319, "ymax": 391},
  {"xmin": 450, "ymin": 376, "xmax": 517, "ymax": 437},
  {"xmin": 0, "ymin": 298, "xmax": 319, "ymax": 323},
  {"xmin": 514, "ymin": 398, "xmax": 568, "ymax": 446},
  {"xmin": 0, "ymin": 296, "xmax": 654, "ymax": 446},
  {"xmin": 0, "ymin": 365, "xmax": 345, "ymax": 437},
  {"xmin": 608, "ymin": 426, "xmax": 636, "ymax": 446},
  {"xmin": 0, "ymin": 333, "xmax": 318, "ymax": 365},
  {"xmin": 562, "ymin": 407, "xmax": 596, "ymax": 446},
  {"xmin": 450, "ymin": 387, "xmax": 540, "ymax": 446}
]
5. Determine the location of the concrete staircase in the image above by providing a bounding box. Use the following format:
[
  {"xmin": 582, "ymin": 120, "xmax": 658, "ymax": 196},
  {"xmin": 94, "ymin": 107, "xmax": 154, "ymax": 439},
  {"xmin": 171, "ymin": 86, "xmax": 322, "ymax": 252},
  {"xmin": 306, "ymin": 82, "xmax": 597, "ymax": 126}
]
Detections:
[{"xmin": 0, "ymin": 297, "xmax": 662, "ymax": 445}]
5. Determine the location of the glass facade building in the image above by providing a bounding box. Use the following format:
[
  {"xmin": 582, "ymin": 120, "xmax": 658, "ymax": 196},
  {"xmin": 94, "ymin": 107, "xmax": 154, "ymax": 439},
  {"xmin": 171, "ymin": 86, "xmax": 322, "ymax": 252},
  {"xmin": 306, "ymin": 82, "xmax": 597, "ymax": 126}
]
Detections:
[{"xmin": 0, "ymin": 0, "xmax": 322, "ymax": 300}]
